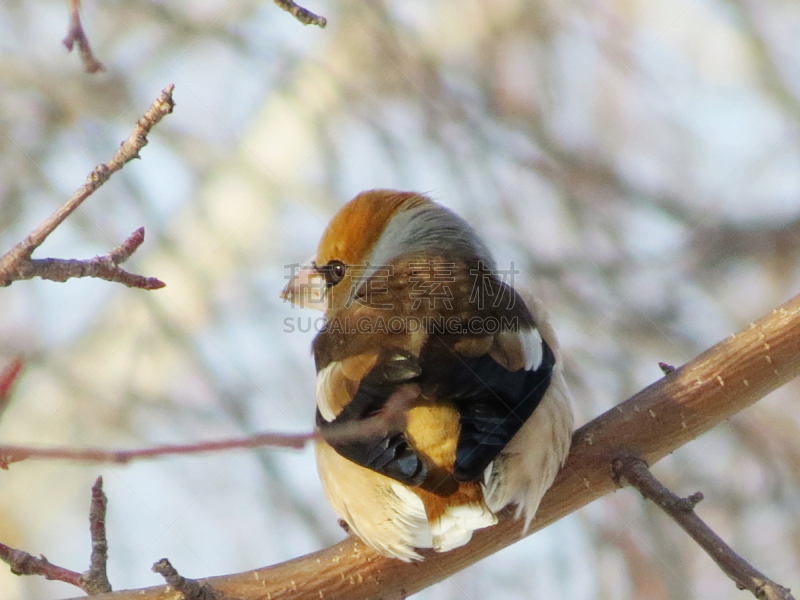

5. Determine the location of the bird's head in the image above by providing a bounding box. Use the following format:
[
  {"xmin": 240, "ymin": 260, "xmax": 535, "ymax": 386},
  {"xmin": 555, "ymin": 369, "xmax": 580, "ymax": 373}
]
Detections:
[{"xmin": 281, "ymin": 189, "xmax": 492, "ymax": 315}]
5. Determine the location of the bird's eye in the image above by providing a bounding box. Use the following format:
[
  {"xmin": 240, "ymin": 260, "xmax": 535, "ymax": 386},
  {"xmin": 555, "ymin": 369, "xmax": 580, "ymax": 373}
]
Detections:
[{"xmin": 322, "ymin": 260, "xmax": 346, "ymax": 286}]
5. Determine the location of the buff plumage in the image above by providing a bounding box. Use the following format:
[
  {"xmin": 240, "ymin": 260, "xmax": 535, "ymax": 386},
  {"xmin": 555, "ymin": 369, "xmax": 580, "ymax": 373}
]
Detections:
[{"xmin": 282, "ymin": 190, "xmax": 573, "ymax": 560}]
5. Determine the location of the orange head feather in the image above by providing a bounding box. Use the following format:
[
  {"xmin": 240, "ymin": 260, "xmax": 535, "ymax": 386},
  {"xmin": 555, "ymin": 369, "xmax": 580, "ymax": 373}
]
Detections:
[
  {"xmin": 316, "ymin": 190, "xmax": 427, "ymax": 266},
  {"xmin": 314, "ymin": 190, "xmax": 429, "ymax": 313}
]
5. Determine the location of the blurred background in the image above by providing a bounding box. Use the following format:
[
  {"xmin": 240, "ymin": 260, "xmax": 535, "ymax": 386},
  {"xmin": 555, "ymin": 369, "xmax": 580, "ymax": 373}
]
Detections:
[{"xmin": 2, "ymin": 0, "xmax": 800, "ymax": 598}]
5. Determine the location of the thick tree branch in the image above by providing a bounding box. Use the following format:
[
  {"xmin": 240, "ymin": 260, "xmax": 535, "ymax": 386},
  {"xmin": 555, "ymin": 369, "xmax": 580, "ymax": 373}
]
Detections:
[
  {"xmin": 0, "ymin": 85, "xmax": 175, "ymax": 289},
  {"xmin": 613, "ymin": 456, "xmax": 794, "ymax": 600},
  {"xmin": 58, "ymin": 291, "xmax": 800, "ymax": 600}
]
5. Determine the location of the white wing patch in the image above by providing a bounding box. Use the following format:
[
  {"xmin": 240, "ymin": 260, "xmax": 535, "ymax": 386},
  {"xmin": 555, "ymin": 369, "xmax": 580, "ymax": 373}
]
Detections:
[
  {"xmin": 315, "ymin": 362, "xmax": 338, "ymax": 422},
  {"xmin": 519, "ymin": 326, "xmax": 544, "ymax": 371},
  {"xmin": 489, "ymin": 327, "xmax": 543, "ymax": 372}
]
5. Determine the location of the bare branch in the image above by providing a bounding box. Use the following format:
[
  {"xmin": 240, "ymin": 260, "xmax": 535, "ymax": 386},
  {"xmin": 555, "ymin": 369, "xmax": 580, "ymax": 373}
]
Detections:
[
  {"xmin": 0, "ymin": 358, "xmax": 24, "ymax": 420},
  {"xmin": 273, "ymin": 0, "xmax": 327, "ymax": 27},
  {"xmin": 657, "ymin": 361, "xmax": 676, "ymax": 375},
  {"xmin": 0, "ymin": 385, "xmax": 418, "ymax": 467},
  {"xmin": 1, "ymin": 476, "xmax": 114, "ymax": 594},
  {"xmin": 152, "ymin": 559, "xmax": 220, "ymax": 600},
  {"xmin": 0, "ymin": 85, "xmax": 175, "ymax": 289},
  {"xmin": 60, "ymin": 291, "xmax": 800, "ymax": 600},
  {"xmin": 15, "ymin": 228, "xmax": 166, "ymax": 290},
  {"xmin": 613, "ymin": 456, "xmax": 795, "ymax": 600},
  {"xmin": 63, "ymin": 0, "xmax": 105, "ymax": 73},
  {"xmin": 0, "ymin": 432, "xmax": 309, "ymax": 469},
  {"xmin": 0, "ymin": 543, "xmax": 83, "ymax": 590},
  {"xmin": 80, "ymin": 477, "xmax": 112, "ymax": 595}
]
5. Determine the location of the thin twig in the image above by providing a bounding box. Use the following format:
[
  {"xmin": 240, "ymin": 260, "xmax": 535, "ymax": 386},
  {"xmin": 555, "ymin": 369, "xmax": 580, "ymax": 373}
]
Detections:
[
  {"xmin": 0, "ymin": 358, "xmax": 24, "ymax": 421},
  {"xmin": 0, "ymin": 543, "xmax": 84, "ymax": 590},
  {"xmin": 0, "ymin": 432, "xmax": 310, "ymax": 469},
  {"xmin": 658, "ymin": 361, "xmax": 676, "ymax": 375},
  {"xmin": 0, "ymin": 85, "xmax": 175, "ymax": 289},
  {"xmin": 80, "ymin": 477, "xmax": 112, "ymax": 594},
  {"xmin": 152, "ymin": 559, "xmax": 220, "ymax": 600},
  {"xmin": 0, "ymin": 384, "xmax": 416, "ymax": 468},
  {"xmin": 63, "ymin": 0, "xmax": 105, "ymax": 73},
  {"xmin": 1, "ymin": 478, "xmax": 112, "ymax": 594},
  {"xmin": 613, "ymin": 455, "xmax": 795, "ymax": 600},
  {"xmin": 273, "ymin": 0, "xmax": 327, "ymax": 27},
  {"xmin": 15, "ymin": 228, "xmax": 165, "ymax": 290}
]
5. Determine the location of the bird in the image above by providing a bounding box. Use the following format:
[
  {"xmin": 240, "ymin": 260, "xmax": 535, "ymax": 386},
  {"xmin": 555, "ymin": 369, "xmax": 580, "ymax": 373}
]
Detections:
[{"xmin": 281, "ymin": 189, "xmax": 573, "ymax": 561}]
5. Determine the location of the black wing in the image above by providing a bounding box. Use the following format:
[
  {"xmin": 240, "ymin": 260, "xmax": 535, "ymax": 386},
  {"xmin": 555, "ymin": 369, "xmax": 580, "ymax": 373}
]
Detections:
[
  {"xmin": 317, "ymin": 335, "xmax": 555, "ymax": 486},
  {"xmin": 316, "ymin": 350, "xmax": 428, "ymax": 486},
  {"xmin": 418, "ymin": 339, "xmax": 555, "ymax": 482}
]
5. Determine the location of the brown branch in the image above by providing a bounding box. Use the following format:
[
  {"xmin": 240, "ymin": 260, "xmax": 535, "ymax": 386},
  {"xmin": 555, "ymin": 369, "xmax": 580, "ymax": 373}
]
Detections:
[
  {"xmin": 613, "ymin": 456, "xmax": 795, "ymax": 600},
  {"xmin": 81, "ymin": 477, "xmax": 112, "ymax": 594},
  {"xmin": 63, "ymin": 0, "xmax": 105, "ymax": 73},
  {"xmin": 60, "ymin": 291, "xmax": 800, "ymax": 600},
  {"xmin": 0, "ymin": 84, "xmax": 175, "ymax": 289},
  {"xmin": 152, "ymin": 559, "xmax": 220, "ymax": 600},
  {"xmin": 1, "ymin": 477, "xmax": 114, "ymax": 594},
  {"xmin": 0, "ymin": 384, "xmax": 417, "ymax": 468},
  {"xmin": 14, "ymin": 228, "xmax": 166, "ymax": 290},
  {"xmin": 0, "ymin": 358, "xmax": 24, "ymax": 420},
  {"xmin": 657, "ymin": 361, "xmax": 676, "ymax": 375},
  {"xmin": 0, "ymin": 543, "xmax": 83, "ymax": 590},
  {"xmin": 0, "ymin": 433, "xmax": 309, "ymax": 469},
  {"xmin": 273, "ymin": 0, "xmax": 327, "ymax": 27}
]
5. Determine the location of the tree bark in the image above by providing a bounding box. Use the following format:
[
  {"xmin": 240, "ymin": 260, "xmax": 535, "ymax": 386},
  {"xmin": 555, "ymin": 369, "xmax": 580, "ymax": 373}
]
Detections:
[{"xmin": 61, "ymin": 292, "xmax": 800, "ymax": 600}]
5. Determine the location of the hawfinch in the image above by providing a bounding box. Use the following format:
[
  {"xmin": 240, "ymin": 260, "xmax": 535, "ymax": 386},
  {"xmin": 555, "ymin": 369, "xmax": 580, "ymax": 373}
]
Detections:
[{"xmin": 282, "ymin": 190, "xmax": 573, "ymax": 561}]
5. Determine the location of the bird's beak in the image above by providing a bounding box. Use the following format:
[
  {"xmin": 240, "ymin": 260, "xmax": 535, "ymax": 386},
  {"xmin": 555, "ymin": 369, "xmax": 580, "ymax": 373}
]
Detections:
[{"xmin": 281, "ymin": 258, "xmax": 327, "ymax": 310}]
